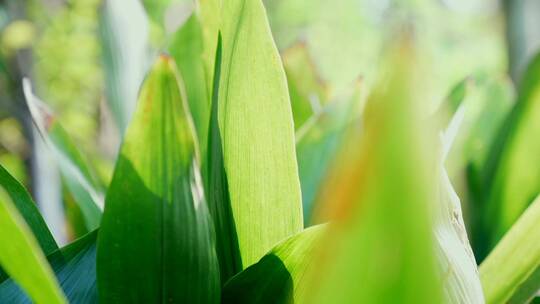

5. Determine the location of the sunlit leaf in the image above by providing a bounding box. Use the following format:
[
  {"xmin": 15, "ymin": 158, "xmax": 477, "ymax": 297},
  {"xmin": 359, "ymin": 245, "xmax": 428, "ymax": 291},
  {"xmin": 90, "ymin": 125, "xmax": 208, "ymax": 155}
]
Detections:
[
  {"xmin": 23, "ymin": 79, "xmax": 103, "ymax": 231},
  {"xmin": 222, "ymin": 224, "xmax": 326, "ymax": 303},
  {"xmin": 97, "ymin": 55, "xmax": 220, "ymax": 303},
  {"xmin": 0, "ymin": 163, "xmax": 57, "ymax": 260},
  {"xmin": 0, "ymin": 188, "xmax": 66, "ymax": 303},
  {"xmin": 218, "ymin": 0, "xmax": 303, "ymax": 268},
  {"xmin": 480, "ymin": 195, "xmax": 540, "ymax": 304},
  {"xmin": 479, "ymin": 52, "xmax": 540, "ymax": 258}
]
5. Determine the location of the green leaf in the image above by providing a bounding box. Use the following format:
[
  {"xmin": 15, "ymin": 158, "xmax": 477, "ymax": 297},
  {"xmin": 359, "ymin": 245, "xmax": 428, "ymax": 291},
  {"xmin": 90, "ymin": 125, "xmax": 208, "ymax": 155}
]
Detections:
[
  {"xmin": 100, "ymin": 0, "xmax": 149, "ymax": 133},
  {"xmin": 218, "ymin": 0, "xmax": 303, "ymax": 267},
  {"xmin": 0, "ymin": 163, "xmax": 57, "ymax": 259},
  {"xmin": 0, "ymin": 188, "xmax": 66, "ymax": 303},
  {"xmin": 307, "ymin": 41, "xmax": 442, "ymax": 303},
  {"xmin": 222, "ymin": 224, "xmax": 326, "ymax": 303},
  {"xmin": 23, "ymin": 80, "xmax": 103, "ymax": 231},
  {"xmin": 206, "ymin": 35, "xmax": 242, "ymax": 284},
  {"xmin": 169, "ymin": 13, "xmax": 211, "ymax": 162},
  {"xmin": 0, "ymin": 231, "xmax": 98, "ymax": 303},
  {"xmin": 480, "ymin": 195, "xmax": 540, "ymax": 304},
  {"xmin": 97, "ymin": 55, "xmax": 220, "ymax": 303},
  {"xmin": 479, "ymin": 52, "xmax": 540, "ymax": 258}
]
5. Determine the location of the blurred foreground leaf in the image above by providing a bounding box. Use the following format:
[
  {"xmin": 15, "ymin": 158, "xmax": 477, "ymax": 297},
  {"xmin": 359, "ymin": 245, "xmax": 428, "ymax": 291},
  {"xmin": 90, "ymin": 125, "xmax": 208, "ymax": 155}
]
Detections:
[
  {"xmin": 97, "ymin": 55, "xmax": 219, "ymax": 303},
  {"xmin": 306, "ymin": 40, "xmax": 442, "ymax": 304},
  {"xmin": 218, "ymin": 0, "xmax": 303, "ymax": 267}
]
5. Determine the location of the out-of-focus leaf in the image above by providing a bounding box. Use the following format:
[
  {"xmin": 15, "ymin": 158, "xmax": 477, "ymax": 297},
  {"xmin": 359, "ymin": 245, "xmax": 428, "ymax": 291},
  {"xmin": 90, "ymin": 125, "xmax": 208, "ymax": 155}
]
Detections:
[
  {"xmin": 282, "ymin": 43, "xmax": 329, "ymax": 129},
  {"xmin": 479, "ymin": 52, "xmax": 540, "ymax": 258},
  {"xmin": 100, "ymin": 0, "xmax": 149, "ymax": 133},
  {"xmin": 169, "ymin": 13, "xmax": 211, "ymax": 161},
  {"xmin": 480, "ymin": 195, "xmax": 540, "ymax": 304},
  {"xmin": 0, "ymin": 163, "xmax": 57, "ymax": 259},
  {"xmin": 296, "ymin": 83, "xmax": 363, "ymax": 225},
  {"xmin": 218, "ymin": 0, "xmax": 303, "ymax": 268},
  {"xmin": 23, "ymin": 80, "xmax": 103, "ymax": 231},
  {"xmin": 97, "ymin": 55, "xmax": 220, "ymax": 303},
  {"xmin": 206, "ymin": 35, "xmax": 242, "ymax": 284},
  {"xmin": 307, "ymin": 40, "xmax": 442, "ymax": 304},
  {"xmin": 0, "ymin": 231, "xmax": 98, "ymax": 303},
  {"xmin": 0, "ymin": 189, "xmax": 66, "ymax": 303},
  {"xmin": 197, "ymin": 0, "xmax": 221, "ymax": 91},
  {"xmin": 222, "ymin": 224, "xmax": 326, "ymax": 303}
]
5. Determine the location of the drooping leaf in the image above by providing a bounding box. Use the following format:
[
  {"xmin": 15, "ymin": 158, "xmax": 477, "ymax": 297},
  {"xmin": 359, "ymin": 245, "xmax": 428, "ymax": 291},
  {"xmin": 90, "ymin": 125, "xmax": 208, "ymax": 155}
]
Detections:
[
  {"xmin": 306, "ymin": 40, "xmax": 442, "ymax": 304},
  {"xmin": 0, "ymin": 188, "xmax": 66, "ymax": 303},
  {"xmin": 0, "ymin": 231, "xmax": 98, "ymax": 303},
  {"xmin": 478, "ymin": 52, "xmax": 540, "ymax": 259},
  {"xmin": 169, "ymin": 13, "xmax": 211, "ymax": 161},
  {"xmin": 0, "ymin": 163, "xmax": 57, "ymax": 259},
  {"xmin": 97, "ymin": 55, "xmax": 220, "ymax": 303},
  {"xmin": 100, "ymin": 0, "xmax": 150, "ymax": 133},
  {"xmin": 218, "ymin": 0, "xmax": 303, "ymax": 268},
  {"xmin": 23, "ymin": 80, "xmax": 103, "ymax": 231},
  {"xmin": 222, "ymin": 224, "xmax": 326, "ymax": 303},
  {"xmin": 480, "ymin": 194, "xmax": 540, "ymax": 304}
]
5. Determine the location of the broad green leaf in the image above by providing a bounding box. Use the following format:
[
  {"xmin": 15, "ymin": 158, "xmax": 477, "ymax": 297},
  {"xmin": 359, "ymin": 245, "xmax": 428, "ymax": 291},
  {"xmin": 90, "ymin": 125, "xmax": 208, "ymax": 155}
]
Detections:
[
  {"xmin": 0, "ymin": 188, "xmax": 66, "ymax": 303},
  {"xmin": 206, "ymin": 35, "xmax": 242, "ymax": 284},
  {"xmin": 100, "ymin": 0, "xmax": 149, "ymax": 133},
  {"xmin": 169, "ymin": 13, "xmax": 211, "ymax": 161},
  {"xmin": 0, "ymin": 163, "xmax": 57, "ymax": 258},
  {"xmin": 219, "ymin": 0, "xmax": 303, "ymax": 267},
  {"xmin": 0, "ymin": 231, "xmax": 98, "ymax": 303},
  {"xmin": 222, "ymin": 224, "xmax": 326, "ymax": 303},
  {"xmin": 480, "ymin": 195, "xmax": 540, "ymax": 304},
  {"xmin": 479, "ymin": 52, "xmax": 540, "ymax": 258},
  {"xmin": 97, "ymin": 55, "xmax": 220, "ymax": 303},
  {"xmin": 23, "ymin": 80, "xmax": 103, "ymax": 231},
  {"xmin": 307, "ymin": 41, "xmax": 442, "ymax": 304}
]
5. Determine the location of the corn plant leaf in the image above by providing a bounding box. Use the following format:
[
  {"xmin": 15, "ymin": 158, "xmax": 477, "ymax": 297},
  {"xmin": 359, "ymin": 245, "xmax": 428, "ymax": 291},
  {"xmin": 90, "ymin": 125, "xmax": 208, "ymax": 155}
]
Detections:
[
  {"xmin": 100, "ymin": 0, "xmax": 149, "ymax": 133},
  {"xmin": 0, "ymin": 163, "xmax": 57, "ymax": 260},
  {"xmin": 306, "ymin": 41, "xmax": 442, "ymax": 304},
  {"xmin": 206, "ymin": 35, "xmax": 242, "ymax": 284},
  {"xmin": 169, "ymin": 13, "xmax": 211, "ymax": 161},
  {"xmin": 479, "ymin": 52, "xmax": 540, "ymax": 258},
  {"xmin": 436, "ymin": 113, "xmax": 485, "ymax": 304},
  {"xmin": 221, "ymin": 224, "xmax": 326, "ymax": 303},
  {"xmin": 218, "ymin": 0, "xmax": 303, "ymax": 268},
  {"xmin": 0, "ymin": 231, "xmax": 98, "ymax": 303},
  {"xmin": 0, "ymin": 188, "xmax": 66, "ymax": 303},
  {"xmin": 97, "ymin": 55, "xmax": 220, "ymax": 303},
  {"xmin": 23, "ymin": 80, "xmax": 103, "ymax": 231},
  {"xmin": 480, "ymin": 194, "xmax": 540, "ymax": 304}
]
